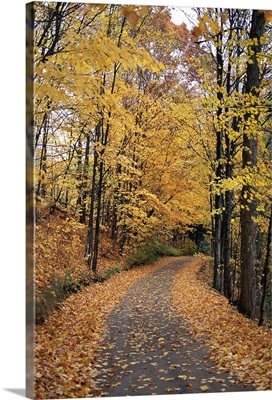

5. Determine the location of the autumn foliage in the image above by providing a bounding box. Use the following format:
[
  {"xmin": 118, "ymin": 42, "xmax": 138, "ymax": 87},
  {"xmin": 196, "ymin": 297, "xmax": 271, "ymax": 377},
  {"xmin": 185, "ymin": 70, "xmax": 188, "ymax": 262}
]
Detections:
[{"xmin": 28, "ymin": 3, "xmax": 272, "ymax": 399}]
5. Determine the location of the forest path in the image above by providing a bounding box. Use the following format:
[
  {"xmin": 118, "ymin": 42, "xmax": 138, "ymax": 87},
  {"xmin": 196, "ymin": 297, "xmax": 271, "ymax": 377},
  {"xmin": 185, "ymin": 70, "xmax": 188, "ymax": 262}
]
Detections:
[{"xmin": 92, "ymin": 257, "xmax": 252, "ymax": 396}]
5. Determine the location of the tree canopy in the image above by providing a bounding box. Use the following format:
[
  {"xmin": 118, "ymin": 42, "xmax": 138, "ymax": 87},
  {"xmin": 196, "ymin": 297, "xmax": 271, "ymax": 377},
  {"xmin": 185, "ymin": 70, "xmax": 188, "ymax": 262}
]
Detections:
[
  {"xmin": 31, "ymin": 3, "xmax": 272, "ymax": 399},
  {"xmin": 33, "ymin": 3, "xmax": 272, "ymax": 322}
]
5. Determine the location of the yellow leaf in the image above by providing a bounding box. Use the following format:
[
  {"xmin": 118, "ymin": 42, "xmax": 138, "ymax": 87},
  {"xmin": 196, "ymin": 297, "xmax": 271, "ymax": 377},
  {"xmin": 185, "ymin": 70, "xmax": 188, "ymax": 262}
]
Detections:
[
  {"xmin": 202, "ymin": 12, "xmax": 210, "ymax": 23},
  {"xmin": 199, "ymin": 385, "xmax": 210, "ymax": 392},
  {"xmin": 120, "ymin": 6, "xmax": 139, "ymax": 28},
  {"xmin": 210, "ymin": 20, "xmax": 221, "ymax": 35},
  {"xmin": 192, "ymin": 26, "xmax": 203, "ymax": 38}
]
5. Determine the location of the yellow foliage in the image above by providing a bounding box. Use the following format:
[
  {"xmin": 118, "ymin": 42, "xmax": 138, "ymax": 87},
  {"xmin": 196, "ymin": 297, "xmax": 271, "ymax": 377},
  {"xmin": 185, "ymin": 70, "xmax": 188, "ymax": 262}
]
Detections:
[
  {"xmin": 262, "ymin": 10, "xmax": 272, "ymax": 23},
  {"xmin": 209, "ymin": 20, "xmax": 221, "ymax": 35},
  {"xmin": 192, "ymin": 25, "xmax": 204, "ymax": 38},
  {"xmin": 120, "ymin": 6, "xmax": 140, "ymax": 28}
]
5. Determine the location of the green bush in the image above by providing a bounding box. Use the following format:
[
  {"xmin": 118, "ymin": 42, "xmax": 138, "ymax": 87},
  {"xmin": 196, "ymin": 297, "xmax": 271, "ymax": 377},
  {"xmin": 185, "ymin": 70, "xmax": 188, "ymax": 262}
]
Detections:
[
  {"xmin": 154, "ymin": 242, "xmax": 183, "ymax": 257},
  {"xmin": 180, "ymin": 248, "xmax": 197, "ymax": 256},
  {"xmin": 35, "ymin": 277, "xmax": 66, "ymax": 324},
  {"xmin": 105, "ymin": 267, "xmax": 120, "ymax": 278},
  {"xmin": 35, "ymin": 270, "xmax": 94, "ymax": 324},
  {"xmin": 35, "ymin": 267, "xmax": 123, "ymax": 324},
  {"xmin": 125, "ymin": 245, "xmax": 158, "ymax": 270},
  {"xmin": 125, "ymin": 241, "xmax": 185, "ymax": 270}
]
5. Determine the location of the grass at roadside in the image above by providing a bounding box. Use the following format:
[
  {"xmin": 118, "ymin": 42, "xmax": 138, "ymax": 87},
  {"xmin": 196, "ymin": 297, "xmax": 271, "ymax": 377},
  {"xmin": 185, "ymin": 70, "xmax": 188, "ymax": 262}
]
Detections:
[{"xmin": 125, "ymin": 240, "xmax": 197, "ymax": 269}]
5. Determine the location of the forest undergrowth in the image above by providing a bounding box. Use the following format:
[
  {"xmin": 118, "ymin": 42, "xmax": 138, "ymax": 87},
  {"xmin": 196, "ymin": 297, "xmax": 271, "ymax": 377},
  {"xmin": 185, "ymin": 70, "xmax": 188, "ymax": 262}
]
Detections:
[
  {"xmin": 35, "ymin": 207, "xmax": 126, "ymax": 323},
  {"xmin": 172, "ymin": 258, "xmax": 272, "ymax": 391},
  {"xmin": 35, "ymin": 207, "xmax": 124, "ymax": 290}
]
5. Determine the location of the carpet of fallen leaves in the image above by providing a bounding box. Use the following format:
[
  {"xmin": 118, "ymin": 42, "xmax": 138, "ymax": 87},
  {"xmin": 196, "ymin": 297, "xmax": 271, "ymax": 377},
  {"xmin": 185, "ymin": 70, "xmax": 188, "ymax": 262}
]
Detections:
[
  {"xmin": 91, "ymin": 258, "xmax": 251, "ymax": 397},
  {"xmin": 34, "ymin": 256, "xmax": 176, "ymax": 399},
  {"xmin": 172, "ymin": 257, "xmax": 272, "ymax": 391}
]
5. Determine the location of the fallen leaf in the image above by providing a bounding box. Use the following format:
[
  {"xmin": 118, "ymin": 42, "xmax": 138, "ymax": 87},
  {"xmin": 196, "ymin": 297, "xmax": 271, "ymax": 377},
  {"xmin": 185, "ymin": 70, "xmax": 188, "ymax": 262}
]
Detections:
[{"xmin": 199, "ymin": 385, "xmax": 210, "ymax": 392}]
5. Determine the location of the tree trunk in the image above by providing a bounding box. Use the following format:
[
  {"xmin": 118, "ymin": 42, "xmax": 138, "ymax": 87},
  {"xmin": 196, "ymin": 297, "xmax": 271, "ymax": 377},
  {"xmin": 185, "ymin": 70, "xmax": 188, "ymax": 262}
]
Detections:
[
  {"xmin": 239, "ymin": 10, "xmax": 265, "ymax": 319},
  {"xmin": 222, "ymin": 188, "xmax": 232, "ymax": 299},
  {"xmin": 259, "ymin": 204, "xmax": 272, "ymax": 326},
  {"xmin": 86, "ymin": 125, "xmax": 100, "ymax": 270},
  {"xmin": 213, "ymin": 27, "xmax": 224, "ymax": 293},
  {"xmin": 222, "ymin": 122, "xmax": 237, "ymax": 300},
  {"xmin": 222, "ymin": 23, "xmax": 238, "ymax": 299},
  {"xmin": 79, "ymin": 133, "xmax": 90, "ymax": 224},
  {"xmin": 36, "ymin": 117, "xmax": 48, "ymax": 197},
  {"xmin": 91, "ymin": 160, "xmax": 104, "ymax": 274}
]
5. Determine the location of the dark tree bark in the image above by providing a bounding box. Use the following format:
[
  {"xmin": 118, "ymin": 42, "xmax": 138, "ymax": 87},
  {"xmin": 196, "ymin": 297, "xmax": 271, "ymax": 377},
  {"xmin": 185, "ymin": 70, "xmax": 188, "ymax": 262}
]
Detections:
[
  {"xmin": 92, "ymin": 159, "xmax": 104, "ymax": 274},
  {"xmin": 221, "ymin": 11, "xmax": 240, "ymax": 300},
  {"xmin": 85, "ymin": 124, "xmax": 100, "ymax": 270},
  {"xmin": 239, "ymin": 10, "xmax": 265, "ymax": 319},
  {"xmin": 77, "ymin": 131, "xmax": 90, "ymax": 224},
  {"xmin": 222, "ymin": 188, "xmax": 233, "ymax": 299},
  {"xmin": 259, "ymin": 204, "xmax": 272, "ymax": 326},
  {"xmin": 80, "ymin": 133, "xmax": 90, "ymax": 224},
  {"xmin": 213, "ymin": 24, "xmax": 224, "ymax": 293},
  {"xmin": 36, "ymin": 116, "xmax": 48, "ymax": 197}
]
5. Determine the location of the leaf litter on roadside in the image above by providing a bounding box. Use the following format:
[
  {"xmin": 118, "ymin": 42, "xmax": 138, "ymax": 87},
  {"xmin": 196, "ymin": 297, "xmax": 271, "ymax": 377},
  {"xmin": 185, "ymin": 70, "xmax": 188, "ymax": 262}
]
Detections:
[
  {"xmin": 172, "ymin": 257, "xmax": 272, "ymax": 390},
  {"xmin": 34, "ymin": 257, "xmax": 175, "ymax": 399}
]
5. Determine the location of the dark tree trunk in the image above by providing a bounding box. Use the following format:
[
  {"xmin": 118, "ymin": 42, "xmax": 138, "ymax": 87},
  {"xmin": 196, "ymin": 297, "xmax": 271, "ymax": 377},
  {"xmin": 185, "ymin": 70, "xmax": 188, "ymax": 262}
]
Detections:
[
  {"xmin": 259, "ymin": 205, "xmax": 272, "ymax": 326},
  {"xmin": 221, "ymin": 21, "xmax": 239, "ymax": 299},
  {"xmin": 85, "ymin": 14, "xmax": 125, "ymax": 272},
  {"xmin": 79, "ymin": 133, "xmax": 90, "ymax": 224},
  {"xmin": 76, "ymin": 138, "xmax": 83, "ymax": 214},
  {"xmin": 91, "ymin": 160, "xmax": 104, "ymax": 274},
  {"xmin": 213, "ymin": 27, "xmax": 224, "ymax": 293},
  {"xmin": 222, "ymin": 188, "xmax": 233, "ymax": 299},
  {"xmin": 111, "ymin": 163, "xmax": 122, "ymax": 245},
  {"xmin": 86, "ymin": 125, "xmax": 100, "ymax": 270},
  {"xmin": 239, "ymin": 10, "xmax": 265, "ymax": 319},
  {"xmin": 36, "ymin": 117, "xmax": 48, "ymax": 197},
  {"xmin": 222, "ymin": 124, "xmax": 237, "ymax": 300}
]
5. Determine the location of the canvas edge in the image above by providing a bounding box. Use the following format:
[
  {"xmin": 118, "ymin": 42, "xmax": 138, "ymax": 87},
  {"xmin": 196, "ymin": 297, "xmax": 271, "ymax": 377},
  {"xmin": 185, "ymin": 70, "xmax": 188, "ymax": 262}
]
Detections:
[{"xmin": 26, "ymin": 2, "xmax": 35, "ymax": 399}]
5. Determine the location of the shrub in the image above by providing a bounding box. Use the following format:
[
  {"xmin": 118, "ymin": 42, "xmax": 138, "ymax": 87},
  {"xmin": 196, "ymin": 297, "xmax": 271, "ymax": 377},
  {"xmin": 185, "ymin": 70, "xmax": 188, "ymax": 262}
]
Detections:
[
  {"xmin": 105, "ymin": 267, "xmax": 120, "ymax": 278},
  {"xmin": 154, "ymin": 242, "xmax": 183, "ymax": 256},
  {"xmin": 35, "ymin": 277, "xmax": 66, "ymax": 324},
  {"xmin": 125, "ymin": 241, "xmax": 185, "ymax": 270},
  {"xmin": 35, "ymin": 267, "xmax": 122, "ymax": 324},
  {"xmin": 180, "ymin": 238, "xmax": 198, "ymax": 255},
  {"xmin": 35, "ymin": 270, "xmax": 94, "ymax": 324},
  {"xmin": 125, "ymin": 245, "xmax": 158, "ymax": 270}
]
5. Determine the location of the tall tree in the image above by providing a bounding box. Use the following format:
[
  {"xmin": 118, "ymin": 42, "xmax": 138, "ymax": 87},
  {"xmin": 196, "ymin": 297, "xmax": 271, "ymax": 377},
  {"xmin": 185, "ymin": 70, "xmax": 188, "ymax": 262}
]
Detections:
[{"xmin": 239, "ymin": 10, "xmax": 266, "ymax": 318}]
